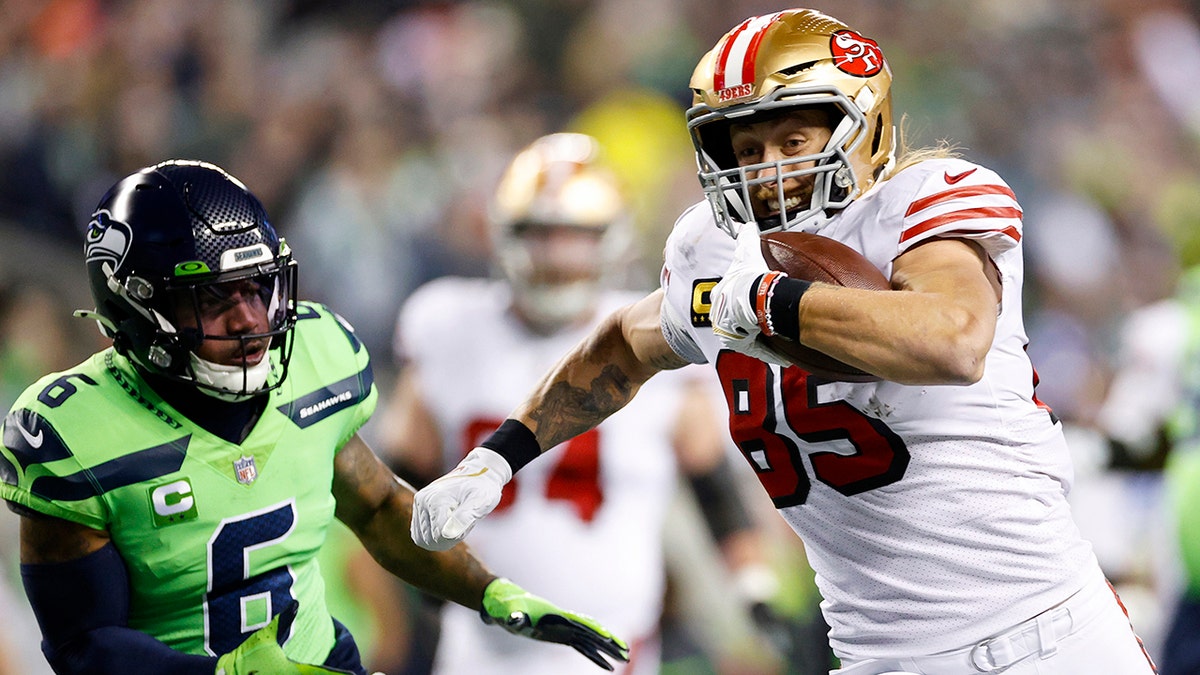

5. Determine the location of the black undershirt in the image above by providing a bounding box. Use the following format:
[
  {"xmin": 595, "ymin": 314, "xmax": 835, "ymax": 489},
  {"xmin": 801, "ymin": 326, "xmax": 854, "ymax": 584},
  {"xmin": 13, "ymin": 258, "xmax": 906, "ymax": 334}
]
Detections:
[{"xmin": 142, "ymin": 372, "xmax": 265, "ymax": 445}]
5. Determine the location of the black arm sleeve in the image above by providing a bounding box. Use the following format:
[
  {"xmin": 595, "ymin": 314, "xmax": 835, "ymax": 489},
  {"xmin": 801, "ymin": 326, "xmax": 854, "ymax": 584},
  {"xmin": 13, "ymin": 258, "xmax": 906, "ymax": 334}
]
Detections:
[
  {"xmin": 686, "ymin": 453, "xmax": 754, "ymax": 542},
  {"xmin": 21, "ymin": 543, "xmax": 217, "ymax": 675}
]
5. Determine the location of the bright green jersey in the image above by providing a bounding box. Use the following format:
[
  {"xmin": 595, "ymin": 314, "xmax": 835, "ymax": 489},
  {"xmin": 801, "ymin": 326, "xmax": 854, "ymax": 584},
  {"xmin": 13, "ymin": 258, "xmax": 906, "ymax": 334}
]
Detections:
[
  {"xmin": 0, "ymin": 302, "xmax": 376, "ymax": 664},
  {"xmin": 1167, "ymin": 267, "xmax": 1200, "ymax": 595}
]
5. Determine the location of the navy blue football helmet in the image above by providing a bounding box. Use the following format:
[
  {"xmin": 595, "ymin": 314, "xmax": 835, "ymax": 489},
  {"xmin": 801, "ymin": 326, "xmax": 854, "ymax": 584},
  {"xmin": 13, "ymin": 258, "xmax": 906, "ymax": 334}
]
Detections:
[{"xmin": 80, "ymin": 160, "xmax": 297, "ymax": 399}]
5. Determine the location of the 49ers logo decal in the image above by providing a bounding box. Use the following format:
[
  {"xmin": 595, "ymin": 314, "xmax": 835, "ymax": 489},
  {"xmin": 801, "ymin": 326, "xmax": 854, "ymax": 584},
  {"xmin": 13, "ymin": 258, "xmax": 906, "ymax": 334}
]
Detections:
[
  {"xmin": 718, "ymin": 83, "xmax": 754, "ymax": 102},
  {"xmin": 830, "ymin": 29, "xmax": 884, "ymax": 77}
]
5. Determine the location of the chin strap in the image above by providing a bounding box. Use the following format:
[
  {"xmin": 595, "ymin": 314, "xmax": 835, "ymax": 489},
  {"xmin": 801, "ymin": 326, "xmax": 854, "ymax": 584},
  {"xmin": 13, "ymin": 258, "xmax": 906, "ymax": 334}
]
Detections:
[{"xmin": 189, "ymin": 353, "xmax": 271, "ymax": 401}]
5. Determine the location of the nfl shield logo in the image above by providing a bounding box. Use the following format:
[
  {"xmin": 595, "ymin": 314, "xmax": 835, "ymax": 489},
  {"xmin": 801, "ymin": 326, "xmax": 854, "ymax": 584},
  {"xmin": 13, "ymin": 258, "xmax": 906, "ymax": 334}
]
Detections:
[{"xmin": 234, "ymin": 455, "xmax": 258, "ymax": 484}]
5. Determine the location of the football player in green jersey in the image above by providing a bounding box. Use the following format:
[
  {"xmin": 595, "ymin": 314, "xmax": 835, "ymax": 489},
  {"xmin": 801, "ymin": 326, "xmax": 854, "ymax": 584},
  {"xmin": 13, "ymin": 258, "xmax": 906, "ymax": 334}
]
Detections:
[{"xmin": 0, "ymin": 160, "xmax": 629, "ymax": 675}]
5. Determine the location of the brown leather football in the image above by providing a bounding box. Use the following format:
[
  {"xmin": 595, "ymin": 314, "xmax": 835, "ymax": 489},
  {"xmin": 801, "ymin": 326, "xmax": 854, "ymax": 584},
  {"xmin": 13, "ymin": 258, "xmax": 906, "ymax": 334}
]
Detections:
[{"xmin": 758, "ymin": 231, "xmax": 890, "ymax": 382}]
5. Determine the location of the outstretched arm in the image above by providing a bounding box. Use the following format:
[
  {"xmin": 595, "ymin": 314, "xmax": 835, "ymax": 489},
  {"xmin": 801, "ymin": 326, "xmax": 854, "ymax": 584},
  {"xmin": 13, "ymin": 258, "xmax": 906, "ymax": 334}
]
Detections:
[
  {"xmin": 333, "ymin": 434, "xmax": 629, "ymax": 670},
  {"xmin": 513, "ymin": 289, "xmax": 687, "ymax": 450},
  {"xmin": 333, "ymin": 433, "xmax": 496, "ymax": 608},
  {"xmin": 409, "ymin": 291, "xmax": 686, "ymax": 551}
]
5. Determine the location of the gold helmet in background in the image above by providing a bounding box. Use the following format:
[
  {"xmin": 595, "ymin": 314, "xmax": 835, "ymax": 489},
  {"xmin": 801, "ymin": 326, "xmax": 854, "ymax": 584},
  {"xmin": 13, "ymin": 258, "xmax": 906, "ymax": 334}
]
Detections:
[
  {"xmin": 687, "ymin": 8, "xmax": 896, "ymax": 236},
  {"xmin": 490, "ymin": 132, "xmax": 630, "ymax": 332}
]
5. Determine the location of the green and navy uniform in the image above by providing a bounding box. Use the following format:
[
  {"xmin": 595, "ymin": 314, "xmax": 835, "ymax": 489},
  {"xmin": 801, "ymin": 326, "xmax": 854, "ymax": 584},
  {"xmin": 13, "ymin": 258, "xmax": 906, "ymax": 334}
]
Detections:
[
  {"xmin": 0, "ymin": 302, "xmax": 375, "ymax": 666},
  {"xmin": 1162, "ymin": 268, "xmax": 1200, "ymax": 673}
]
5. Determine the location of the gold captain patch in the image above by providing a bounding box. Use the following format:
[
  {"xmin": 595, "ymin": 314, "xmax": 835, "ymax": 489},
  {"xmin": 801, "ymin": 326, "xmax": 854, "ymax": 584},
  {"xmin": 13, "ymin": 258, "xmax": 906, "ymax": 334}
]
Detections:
[{"xmin": 691, "ymin": 278, "xmax": 720, "ymax": 327}]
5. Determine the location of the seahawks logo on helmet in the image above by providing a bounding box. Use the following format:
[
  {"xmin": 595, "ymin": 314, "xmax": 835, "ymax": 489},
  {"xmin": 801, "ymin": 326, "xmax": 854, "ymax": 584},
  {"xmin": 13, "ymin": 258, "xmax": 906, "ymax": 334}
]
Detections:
[{"xmin": 85, "ymin": 209, "xmax": 132, "ymax": 271}]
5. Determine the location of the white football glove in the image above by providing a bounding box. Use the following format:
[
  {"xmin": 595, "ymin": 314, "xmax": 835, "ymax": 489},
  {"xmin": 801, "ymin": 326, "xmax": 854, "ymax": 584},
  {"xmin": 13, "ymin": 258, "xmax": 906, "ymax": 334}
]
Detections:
[
  {"xmin": 411, "ymin": 447, "xmax": 512, "ymax": 551},
  {"xmin": 710, "ymin": 223, "xmax": 791, "ymax": 367}
]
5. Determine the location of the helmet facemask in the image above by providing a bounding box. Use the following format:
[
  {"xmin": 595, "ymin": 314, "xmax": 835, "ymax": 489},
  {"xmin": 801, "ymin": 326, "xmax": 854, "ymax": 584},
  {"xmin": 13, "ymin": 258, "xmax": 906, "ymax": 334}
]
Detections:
[
  {"xmin": 94, "ymin": 254, "xmax": 298, "ymax": 402},
  {"xmin": 692, "ymin": 91, "xmax": 869, "ymax": 237},
  {"xmin": 686, "ymin": 9, "xmax": 897, "ymax": 238},
  {"xmin": 163, "ymin": 261, "xmax": 298, "ymax": 401}
]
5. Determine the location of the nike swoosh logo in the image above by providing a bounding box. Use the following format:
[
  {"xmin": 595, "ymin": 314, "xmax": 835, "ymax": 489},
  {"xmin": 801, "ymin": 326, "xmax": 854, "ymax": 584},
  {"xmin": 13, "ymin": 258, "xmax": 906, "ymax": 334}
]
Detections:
[
  {"xmin": 944, "ymin": 168, "xmax": 977, "ymax": 184},
  {"xmin": 15, "ymin": 419, "xmax": 43, "ymax": 448},
  {"xmin": 449, "ymin": 468, "xmax": 489, "ymax": 479}
]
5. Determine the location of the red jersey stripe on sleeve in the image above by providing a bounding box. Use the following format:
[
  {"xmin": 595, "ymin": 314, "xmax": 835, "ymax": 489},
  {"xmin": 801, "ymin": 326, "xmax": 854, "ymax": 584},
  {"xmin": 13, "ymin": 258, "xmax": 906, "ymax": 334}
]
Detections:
[
  {"xmin": 900, "ymin": 208, "xmax": 1024, "ymax": 243},
  {"xmin": 904, "ymin": 184, "xmax": 1019, "ymax": 217}
]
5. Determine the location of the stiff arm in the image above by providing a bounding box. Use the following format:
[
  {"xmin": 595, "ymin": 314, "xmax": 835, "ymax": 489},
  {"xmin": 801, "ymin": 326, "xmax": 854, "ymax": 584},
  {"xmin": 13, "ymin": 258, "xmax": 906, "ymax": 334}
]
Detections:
[
  {"xmin": 514, "ymin": 289, "xmax": 688, "ymax": 450},
  {"xmin": 410, "ymin": 290, "xmax": 689, "ymax": 551}
]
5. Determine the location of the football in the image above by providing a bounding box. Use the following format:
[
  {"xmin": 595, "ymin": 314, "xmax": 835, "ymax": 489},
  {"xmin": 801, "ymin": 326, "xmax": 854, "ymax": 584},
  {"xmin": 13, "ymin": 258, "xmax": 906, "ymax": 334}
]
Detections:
[{"xmin": 758, "ymin": 231, "xmax": 890, "ymax": 382}]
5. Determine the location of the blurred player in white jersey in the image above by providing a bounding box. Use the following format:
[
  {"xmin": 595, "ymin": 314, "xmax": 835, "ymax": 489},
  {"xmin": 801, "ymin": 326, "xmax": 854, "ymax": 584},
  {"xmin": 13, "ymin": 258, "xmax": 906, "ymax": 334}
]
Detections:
[
  {"xmin": 407, "ymin": 9, "xmax": 1160, "ymax": 675},
  {"xmin": 385, "ymin": 133, "xmax": 785, "ymax": 675}
]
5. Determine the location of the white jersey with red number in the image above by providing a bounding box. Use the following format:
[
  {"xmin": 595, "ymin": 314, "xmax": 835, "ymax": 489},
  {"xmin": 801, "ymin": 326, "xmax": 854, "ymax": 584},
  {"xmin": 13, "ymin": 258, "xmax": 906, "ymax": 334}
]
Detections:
[
  {"xmin": 659, "ymin": 158, "xmax": 1099, "ymax": 659},
  {"xmin": 397, "ymin": 277, "xmax": 688, "ymax": 675}
]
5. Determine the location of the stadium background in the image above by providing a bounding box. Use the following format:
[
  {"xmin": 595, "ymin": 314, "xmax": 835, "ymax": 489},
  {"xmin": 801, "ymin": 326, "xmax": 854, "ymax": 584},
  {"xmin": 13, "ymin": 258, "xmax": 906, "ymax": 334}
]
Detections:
[{"xmin": 2, "ymin": 0, "xmax": 1199, "ymax": 671}]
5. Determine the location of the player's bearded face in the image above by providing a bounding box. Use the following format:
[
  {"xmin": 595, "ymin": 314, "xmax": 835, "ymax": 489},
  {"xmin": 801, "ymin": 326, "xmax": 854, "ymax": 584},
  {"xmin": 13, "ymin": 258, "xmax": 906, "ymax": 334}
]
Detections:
[{"xmin": 730, "ymin": 109, "xmax": 833, "ymax": 220}]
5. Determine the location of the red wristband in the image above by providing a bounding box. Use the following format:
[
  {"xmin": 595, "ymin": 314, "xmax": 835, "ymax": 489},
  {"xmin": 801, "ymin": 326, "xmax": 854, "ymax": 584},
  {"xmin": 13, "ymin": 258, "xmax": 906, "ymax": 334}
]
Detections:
[{"xmin": 755, "ymin": 271, "xmax": 786, "ymax": 337}]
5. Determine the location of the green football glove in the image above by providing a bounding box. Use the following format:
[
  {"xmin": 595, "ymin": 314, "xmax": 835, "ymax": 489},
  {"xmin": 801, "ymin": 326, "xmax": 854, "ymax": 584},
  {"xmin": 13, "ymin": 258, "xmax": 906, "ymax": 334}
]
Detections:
[
  {"xmin": 215, "ymin": 600, "xmax": 350, "ymax": 675},
  {"xmin": 480, "ymin": 578, "xmax": 630, "ymax": 671}
]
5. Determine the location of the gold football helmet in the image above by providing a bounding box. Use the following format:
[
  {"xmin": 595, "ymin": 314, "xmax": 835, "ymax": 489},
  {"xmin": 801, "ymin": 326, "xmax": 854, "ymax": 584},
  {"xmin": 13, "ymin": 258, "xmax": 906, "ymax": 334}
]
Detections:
[
  {"xmin": 490, "ymin": 133, "xmax": 630, "ymax": 332},
  {"xmin": 687, "ymin": 8, "xmax": 896, "ymax": 236}
]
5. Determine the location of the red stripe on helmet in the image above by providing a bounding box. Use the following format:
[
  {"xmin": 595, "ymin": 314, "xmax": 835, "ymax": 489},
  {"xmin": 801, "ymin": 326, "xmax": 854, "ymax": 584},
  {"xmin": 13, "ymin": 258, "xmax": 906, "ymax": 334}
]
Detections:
[
  {"xmin": 714, "ymin": 18, "xmax": 753, "ymax": 92},
  {"xmin": 740, "ymin": 16, "xmax": 776, "ymax": 87}
]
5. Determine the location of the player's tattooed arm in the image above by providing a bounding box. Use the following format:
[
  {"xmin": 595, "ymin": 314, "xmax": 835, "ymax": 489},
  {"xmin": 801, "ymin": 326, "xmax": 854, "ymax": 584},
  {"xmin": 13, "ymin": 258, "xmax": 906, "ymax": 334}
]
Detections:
[
  {"xmin": 515, "ymin": 290, "xmax": 688, "ymax": 450},
  {"xmin": 333, "ymin": 434, "xmax": 496, "ymax": 609},
  {"xmin": 525, "ymin": 364, "xmax": 635, "ymax": 450}
]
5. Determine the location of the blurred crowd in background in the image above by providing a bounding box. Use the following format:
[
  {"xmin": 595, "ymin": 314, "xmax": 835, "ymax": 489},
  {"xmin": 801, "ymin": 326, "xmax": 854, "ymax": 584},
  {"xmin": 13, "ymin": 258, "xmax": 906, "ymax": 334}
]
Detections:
[{"xmin": 3, "ymin": 0, "xmax": 1200, "ymax": 672}]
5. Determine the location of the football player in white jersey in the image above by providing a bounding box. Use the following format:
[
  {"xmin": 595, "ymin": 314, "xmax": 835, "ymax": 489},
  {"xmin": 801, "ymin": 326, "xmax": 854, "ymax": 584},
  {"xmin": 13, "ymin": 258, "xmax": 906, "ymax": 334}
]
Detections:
[
  {"xmin": 408, "ymin": 9, "xmax": 1158, "ymax": 675},
  {"xmin": 386, "ymin": 133, "xmax": 784, "ymax": 675}
]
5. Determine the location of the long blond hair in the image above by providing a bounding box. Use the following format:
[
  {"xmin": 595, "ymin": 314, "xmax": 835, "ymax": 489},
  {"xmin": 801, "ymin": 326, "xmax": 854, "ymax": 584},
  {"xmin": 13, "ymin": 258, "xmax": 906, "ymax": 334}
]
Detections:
[{"xmin": 886, "ymin": 114, "xmax": 962, "ymax": 177}]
